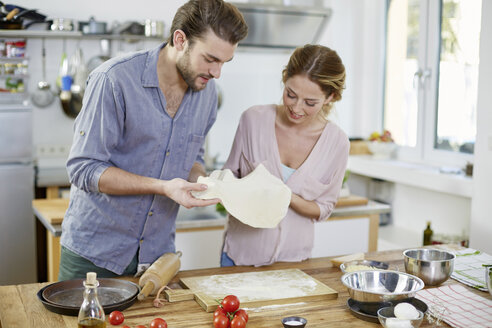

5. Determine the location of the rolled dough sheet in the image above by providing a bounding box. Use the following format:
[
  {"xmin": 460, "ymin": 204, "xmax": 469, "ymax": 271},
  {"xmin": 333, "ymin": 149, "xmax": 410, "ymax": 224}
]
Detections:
[{"xmin": 192, "ymin": 164, "xmax": 291, "ymax": 228}]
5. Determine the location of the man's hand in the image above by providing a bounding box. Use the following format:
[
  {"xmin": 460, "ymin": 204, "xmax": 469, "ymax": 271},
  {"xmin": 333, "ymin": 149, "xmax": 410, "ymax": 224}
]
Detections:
[{"xmin": 164, "ymin": 178, "xmax": 220, "ymax": 208}]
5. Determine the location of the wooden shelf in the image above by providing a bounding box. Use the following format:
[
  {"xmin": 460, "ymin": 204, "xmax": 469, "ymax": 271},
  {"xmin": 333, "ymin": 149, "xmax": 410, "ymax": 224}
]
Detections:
[{"xmin": 0, "ymin": 30, "xmax": 163, "ymax": 41}]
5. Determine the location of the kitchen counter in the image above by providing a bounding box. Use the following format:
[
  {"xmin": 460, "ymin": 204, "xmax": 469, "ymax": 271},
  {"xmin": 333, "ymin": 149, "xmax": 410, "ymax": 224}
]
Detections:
[
  {"xmin": 0, "ymin": 247, "xmax": 475, "ymax": 328},
  {"xmin": 33, "ymin": 196, "xmax": 390, "ymax": 237},
  {"xmin": 33, "ymin": 196, "xmax": 390, "ymax": 281}
]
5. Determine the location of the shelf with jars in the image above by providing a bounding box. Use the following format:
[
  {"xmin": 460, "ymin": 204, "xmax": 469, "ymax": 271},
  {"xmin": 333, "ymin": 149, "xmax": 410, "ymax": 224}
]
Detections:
[{"xmin": 0, "ymin": 39, "xmax": 29, "ymax": 104}]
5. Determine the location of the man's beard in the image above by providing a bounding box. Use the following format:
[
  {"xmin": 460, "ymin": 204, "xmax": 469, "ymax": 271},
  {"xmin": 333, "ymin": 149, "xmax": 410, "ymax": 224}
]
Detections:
[{"xmin": 176, "ymin": 47, "xmax": 212, "ymax": 92}]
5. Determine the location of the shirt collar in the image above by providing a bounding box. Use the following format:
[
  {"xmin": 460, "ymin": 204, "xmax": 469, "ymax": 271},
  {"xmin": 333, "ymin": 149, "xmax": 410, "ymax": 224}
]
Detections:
[{"xmin": 141, "ymin": 42, "xmax": 166, "ymax": 88}]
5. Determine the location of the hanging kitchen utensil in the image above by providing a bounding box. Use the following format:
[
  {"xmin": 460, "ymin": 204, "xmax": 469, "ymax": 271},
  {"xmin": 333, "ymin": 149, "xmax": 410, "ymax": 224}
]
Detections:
[
  {"xmin": 62, "ymin": 46, "xmax": 86, "ymax": 118},
  {"xmin": 87, "ymin": 39, "xmax": 111, "ymax": 73},
  {"xmin": 56, "ymin": 39, "xmax": 69, "ymax": 90},
  {"xmin": 31, "ymin": 38, "xmax": 55, "ymax": 108}
]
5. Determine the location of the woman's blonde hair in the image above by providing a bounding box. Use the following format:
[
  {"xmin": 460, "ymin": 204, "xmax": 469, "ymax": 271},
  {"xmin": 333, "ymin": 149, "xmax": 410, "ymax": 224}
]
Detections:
[{"xmin": 282, "ymin": 44, "xmax": 346, "ymax": 118}]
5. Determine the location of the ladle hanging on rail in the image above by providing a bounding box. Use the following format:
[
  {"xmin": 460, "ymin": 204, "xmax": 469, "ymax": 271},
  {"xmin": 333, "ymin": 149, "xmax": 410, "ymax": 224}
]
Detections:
[{"xmin": 31, "ymin": 38, "xmax": 55, "ymax": 108}]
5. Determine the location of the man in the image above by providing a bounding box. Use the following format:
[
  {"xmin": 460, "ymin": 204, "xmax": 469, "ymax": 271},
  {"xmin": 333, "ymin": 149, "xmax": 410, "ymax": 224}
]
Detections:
[{"xmin": 59, "ymin": 0, "xmax": 248, "ymax": 280}]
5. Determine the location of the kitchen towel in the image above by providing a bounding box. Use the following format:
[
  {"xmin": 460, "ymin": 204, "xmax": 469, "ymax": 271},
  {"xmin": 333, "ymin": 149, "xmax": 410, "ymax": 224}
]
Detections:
[
  {"xmin": 451, "ymin": 248, "xmax": 492, "ymax": 291},
  {"xmin": 417, "ymin": 284, "xmax": 492, "ymax": 328}
]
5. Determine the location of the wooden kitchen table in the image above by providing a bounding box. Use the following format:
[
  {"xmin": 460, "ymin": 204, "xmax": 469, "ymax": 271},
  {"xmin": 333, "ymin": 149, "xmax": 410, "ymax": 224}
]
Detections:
[{"xmin": 0, "ymin": 247, "xmax": 475, "ymax": 328}]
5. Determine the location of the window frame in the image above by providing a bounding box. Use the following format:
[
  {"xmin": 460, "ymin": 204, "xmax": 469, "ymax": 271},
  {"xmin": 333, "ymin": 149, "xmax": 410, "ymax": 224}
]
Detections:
[{"xmin": 384, "ymin": 0, "xmax": 476, "ymax": 167}]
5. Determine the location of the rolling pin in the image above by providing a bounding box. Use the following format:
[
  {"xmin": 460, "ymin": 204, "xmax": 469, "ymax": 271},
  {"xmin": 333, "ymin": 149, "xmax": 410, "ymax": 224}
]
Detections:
[{"xmin": 138, "ymin": 251, "xmax": 182, "ymax": 300}]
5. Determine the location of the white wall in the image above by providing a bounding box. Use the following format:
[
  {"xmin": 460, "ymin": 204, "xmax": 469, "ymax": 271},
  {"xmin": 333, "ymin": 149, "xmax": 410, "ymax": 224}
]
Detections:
[
  {"xmin": 469, "ymin": 0, "xmax": 492, "ymax": 254},
  {"xmin": 13, "ymin": 0, "xmax": 385, "ymax": 162}
]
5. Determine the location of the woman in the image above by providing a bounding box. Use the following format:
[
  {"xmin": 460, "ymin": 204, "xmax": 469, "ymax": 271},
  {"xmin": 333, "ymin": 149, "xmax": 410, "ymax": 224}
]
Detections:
[{"xmin": 221, "ymin": 44, "xmax": 349, "ymax": 267}]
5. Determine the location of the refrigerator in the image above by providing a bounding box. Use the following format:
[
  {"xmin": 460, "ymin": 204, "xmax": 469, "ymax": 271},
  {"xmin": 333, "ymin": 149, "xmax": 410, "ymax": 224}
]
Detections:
[{"xmin": 0, "ymin": 104, "xmax": 36, "ymax": 285}]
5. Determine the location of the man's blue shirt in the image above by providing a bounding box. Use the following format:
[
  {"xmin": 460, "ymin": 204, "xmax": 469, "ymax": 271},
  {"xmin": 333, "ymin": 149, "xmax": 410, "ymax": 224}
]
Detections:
[{"xmin": 61, "ymin": 43, "xmax": 218, "ymax": 274}]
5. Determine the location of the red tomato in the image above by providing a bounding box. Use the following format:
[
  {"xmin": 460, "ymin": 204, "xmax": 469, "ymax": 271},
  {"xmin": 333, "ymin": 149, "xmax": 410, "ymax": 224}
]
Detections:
[
  {"xmin": 121, "ymin": 326, "xmax": 130, "ymax": 328},
  {"xmin": 213, "ymin": 314, "xmax": 230, "ymax": 328},
  {"xmin": 234, "ymin": 309, "xmax": 249, "ymax": 323},
  {"xmin": 230, "ymin": 315, "xmax": 246, "ymax": 328},
  {"xmin": 150, "ymin": 317, "xmax": 168, "ymax": 328},
  {"xmin": 221, "ymin": 295, "xmax": 240, "ymax": 313},
  {"xmin": 108, "ymin": 310, "xmax": 124, "ymax": 325},
  {"xmin": 214, "ymin": 306, "xmax": 228, "ymax": 318},
  {"xmin": 135, "ymin": 325, "xmax": 146, "ymax": 328}
]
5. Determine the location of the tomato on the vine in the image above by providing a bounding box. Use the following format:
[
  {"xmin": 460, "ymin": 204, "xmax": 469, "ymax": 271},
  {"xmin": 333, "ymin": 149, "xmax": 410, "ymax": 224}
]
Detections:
[
  {"xmin": 214, "ymin": 305, "xmax": 228, "ymax": 318},
  {"xmin": 230, "ymin": 315, "xmax": 247, "ymax": 328},
  {"xmin": 213, "ymin": 314, "xmax": 230, "ymax": 328},
  {"xmin": 150, "ymin": 317, "xmax": 168, "ymax": 328},
  {"xmin": 221, "ymin": 295, "xmax": 240, "ymax": 313},
  {"xmin": 108, "ymin": 310, "xmax": 124, "ymax": 325},
  {"xmin": 234, "ymin": 309, "xmax": 249, "ymax": 323}
]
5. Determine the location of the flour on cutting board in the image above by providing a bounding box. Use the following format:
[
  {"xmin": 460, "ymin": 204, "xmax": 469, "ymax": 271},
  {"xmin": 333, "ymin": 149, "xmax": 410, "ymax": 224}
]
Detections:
[
  {"xmin": 243, "ymin": 302, "xmax": 307, "ymax": 312},
  {"xmin": 182, "ymin": 269, "xmax": 319, "ymax": 302}
]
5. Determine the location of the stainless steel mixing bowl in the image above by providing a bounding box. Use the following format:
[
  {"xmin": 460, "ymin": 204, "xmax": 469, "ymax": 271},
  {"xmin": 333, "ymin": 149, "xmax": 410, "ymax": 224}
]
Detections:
[
  {"xmin": 341, "ymin": 270, "xmax": 424, "ymax": 303},
  {"xmin": 403, "ymin": 249, "xmax": 455, "ymax": 286},
  {"xmin": 340, "ymin": 260, "xmax": 389, "ymax": 273}
]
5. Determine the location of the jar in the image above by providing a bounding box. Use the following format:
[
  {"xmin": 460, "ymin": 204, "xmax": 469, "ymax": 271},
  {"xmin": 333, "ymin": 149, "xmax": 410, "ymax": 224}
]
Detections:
[
  {"xmin": 4, "ymin": 63, "xmax": 16, "ymax": 74},
  {"xmin": 0, "ymin": 39, "xmax": 5, "ymax": 57},
  {"xmin": 16, "ymin": 63, "xmax": 28, "ymax": 75},
  {"xmin": 5, "ymin": 40, "xmax": 26, "ymax": 58}
]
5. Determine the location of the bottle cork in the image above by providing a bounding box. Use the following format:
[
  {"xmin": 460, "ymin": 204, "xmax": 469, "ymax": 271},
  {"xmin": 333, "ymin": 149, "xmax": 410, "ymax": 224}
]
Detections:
[{"xmin": 86, "ymin": 272, "xmax": 97, "ymax": 285}]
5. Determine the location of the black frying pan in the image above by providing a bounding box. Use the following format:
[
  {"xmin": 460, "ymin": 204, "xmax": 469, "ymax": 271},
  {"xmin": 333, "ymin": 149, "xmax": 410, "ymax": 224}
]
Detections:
[
  {"xmin": 0, "ymin": 7, "xmax": 38, "ymax": 29},
  {"xmin": 37, "ymin": 278, "xmax": 140, "ymax": 316}
]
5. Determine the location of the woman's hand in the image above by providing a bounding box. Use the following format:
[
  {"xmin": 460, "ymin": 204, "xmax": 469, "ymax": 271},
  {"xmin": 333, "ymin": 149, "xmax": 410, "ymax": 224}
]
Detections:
[{"xmin": 163, "ymin": 178, "xmax": 220, "ymax": 208}]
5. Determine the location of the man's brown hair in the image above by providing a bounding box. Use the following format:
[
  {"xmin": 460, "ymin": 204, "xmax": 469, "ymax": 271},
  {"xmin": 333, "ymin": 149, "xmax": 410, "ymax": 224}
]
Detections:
[{"xmin": 168, "ymin": 0, "xmax": 248, "ymax": 46}]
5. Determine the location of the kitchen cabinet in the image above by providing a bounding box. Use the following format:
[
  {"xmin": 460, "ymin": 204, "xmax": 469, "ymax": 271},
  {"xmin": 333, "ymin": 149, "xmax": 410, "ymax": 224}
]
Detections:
[
  {"xmin": 175, "ymin": 228, "xmax": 223, "ymax": 270},
  {"xmin": 32, "ymin": 196, "xmax": 390, "ymax": 282},
  {"xmin": 0, "ymin": 246, "xmax": 468, "ymax": 328}
]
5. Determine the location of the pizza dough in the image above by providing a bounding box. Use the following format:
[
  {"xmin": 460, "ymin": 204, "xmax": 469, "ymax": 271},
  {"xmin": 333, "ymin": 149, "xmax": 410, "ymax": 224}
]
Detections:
[{"xmin": 192, "ymin": 164, "xmax": 291, "ymax": 228}]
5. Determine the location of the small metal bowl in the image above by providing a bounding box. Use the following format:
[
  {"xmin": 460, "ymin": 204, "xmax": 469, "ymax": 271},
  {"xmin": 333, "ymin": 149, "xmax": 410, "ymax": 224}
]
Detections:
[
  {"xmin": 377, "ymin": 306, "xmax": 424, "ymax": 328},
  {"xmin": 281, "ymin": 316, "xmax": 307, "ymax": 328},
  {"xmin": 341, "ymin": 270, "xmax": 424, "ymax": 303},
  {"xmin": 403, "ymin": 249, "xmax": 455, "ymax": 286},
  {"xmin": 340, "ymin": 260, "xmax": 389, "ymax": 273}
]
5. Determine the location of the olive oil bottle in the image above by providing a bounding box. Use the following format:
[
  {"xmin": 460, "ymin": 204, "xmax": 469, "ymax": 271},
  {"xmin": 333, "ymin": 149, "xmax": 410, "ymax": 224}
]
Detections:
[
  {"xmin": 423, "ymin": 221, "xmax": 433, "ymax": 246},
  {"xmin": 78, "ymin": 272, "xmax": 106, "ymax": 328}
]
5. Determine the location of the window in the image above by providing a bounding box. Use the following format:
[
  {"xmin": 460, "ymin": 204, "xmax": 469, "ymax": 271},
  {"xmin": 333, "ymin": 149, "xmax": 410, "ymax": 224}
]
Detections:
[{"xmin": 384, "ymin": 0, "xmax": 482, "ymax": 165}]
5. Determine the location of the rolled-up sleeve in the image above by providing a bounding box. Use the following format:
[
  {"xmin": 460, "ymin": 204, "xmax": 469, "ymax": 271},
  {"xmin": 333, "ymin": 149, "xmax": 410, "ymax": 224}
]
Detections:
[
  {"xmin": 314, "ymin": 135, "xmax": 350, "ymax": 221},
  {"xmin": 223, "ymin": 113, "xmax": 245, "ymax": 178},
  {"xmin": 66, "ymin": 72, "xmax": 124, "ymax": 193}
]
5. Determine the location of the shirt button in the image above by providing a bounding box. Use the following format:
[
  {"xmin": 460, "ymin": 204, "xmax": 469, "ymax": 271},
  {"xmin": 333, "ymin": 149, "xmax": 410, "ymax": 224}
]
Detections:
[
  {"xmin": 166, "ymin": 150, "xmax": 170, "ymax": 156},
  {"xmin": 140, "ymin": 239, "xmax": 144, "ymax": 244},
  {"xmin": 148, "ymin": 211, "xmax": 153, "ymax": 216},
  {"xmin": 79, "ymin": 131, "xmax": 85, "ymax": 136}
]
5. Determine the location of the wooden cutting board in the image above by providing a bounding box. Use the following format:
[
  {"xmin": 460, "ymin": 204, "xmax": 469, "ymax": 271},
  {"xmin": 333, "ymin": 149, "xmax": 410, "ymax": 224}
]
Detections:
[
  {"xmin": 175, "ymin": 269, "xmax": 337, "ymax": 312},
  {"xmin": 335, "ymin": 195, "xmax": 368, "ymax": 207}
]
